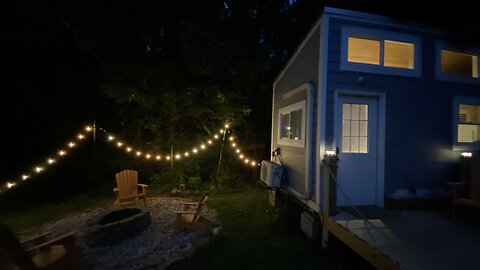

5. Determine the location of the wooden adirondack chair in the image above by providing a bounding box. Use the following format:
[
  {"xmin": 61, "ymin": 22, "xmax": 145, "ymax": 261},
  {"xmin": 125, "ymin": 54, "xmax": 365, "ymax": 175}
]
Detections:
[
  {"xmin": 173, "ymin": 193, "xmax": 211, "ymax": 233},
  {"xmin": 113, "ymin": 170, "xmax": 149, "ymax": 205},
  {"xmin": 0, "ymin": 223, "xmax": 88, "ymax": 270}
]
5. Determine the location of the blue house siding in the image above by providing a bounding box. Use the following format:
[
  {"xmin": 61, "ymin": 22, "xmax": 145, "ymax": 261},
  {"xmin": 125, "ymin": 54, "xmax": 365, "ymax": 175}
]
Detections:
[
  {"xmin": 325, "ymin": 16, "xmax": 480, "ymax": 197},
  {"xmin": 272, "ymin": 25, "xmax": 320, "ymax": 197}
]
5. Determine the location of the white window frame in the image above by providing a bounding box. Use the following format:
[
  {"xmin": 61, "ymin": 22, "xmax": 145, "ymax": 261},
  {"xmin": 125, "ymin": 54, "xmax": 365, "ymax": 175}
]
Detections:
[
  {"xmin": 341, "ymin": 27, "xmax": 422, "ymax": 77},
  {"xmin": 278, "ymin": 100, "xmax": 306, "ymax": 147},
  {"xmin": 436, "ymin": 41, "xmax": 480, "ymax": 85},
  {"xmin": 453, "ymin": 96, "xmax": 480, "ymax": 150}
]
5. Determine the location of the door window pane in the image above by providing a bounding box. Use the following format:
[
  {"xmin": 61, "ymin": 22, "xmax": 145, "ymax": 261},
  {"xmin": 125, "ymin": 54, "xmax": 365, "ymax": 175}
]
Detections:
[{"xmin": 342, "ymin": 103, "xmax": 369, "ymax": 153}]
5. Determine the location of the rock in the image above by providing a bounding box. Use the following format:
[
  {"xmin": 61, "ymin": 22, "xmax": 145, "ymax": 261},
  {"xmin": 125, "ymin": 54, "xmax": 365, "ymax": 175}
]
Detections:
[{"xmin": 7, "ymin": 197, "xmax": 217, "ymax": 270}]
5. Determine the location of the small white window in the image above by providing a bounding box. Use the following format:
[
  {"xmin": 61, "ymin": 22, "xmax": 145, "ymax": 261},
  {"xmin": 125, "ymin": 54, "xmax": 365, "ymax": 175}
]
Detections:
[
  {"xmin": 458, "ymin": 104, "xmax": 480, "ymax": 143},
  {"xmin": 342, "ymin": 103, "xmax": 368, "ymax": 153},
  {"xmin": 278, "ymin": 100, "xmax": 306, "ymax": 147},
  {"xmin": 441, "ymin": 50, "xmax": 478, "ymax": 78}
]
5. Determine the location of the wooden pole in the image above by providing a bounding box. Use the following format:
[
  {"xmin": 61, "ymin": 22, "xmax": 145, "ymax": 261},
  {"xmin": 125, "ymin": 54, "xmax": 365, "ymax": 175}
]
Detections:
[
  {"xmin": 215, "ymin": 128, "xmax": 227, "ymax": 190},
  {"xmin": 170, "ymin": 144, "xmax": 174, "ymax": 169}
]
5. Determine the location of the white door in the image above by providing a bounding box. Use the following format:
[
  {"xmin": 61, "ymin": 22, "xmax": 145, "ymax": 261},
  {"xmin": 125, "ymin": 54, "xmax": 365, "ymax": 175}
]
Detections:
[{"xmin": 335, "ymin": 96, "xmax": 378, "ymax": 206}]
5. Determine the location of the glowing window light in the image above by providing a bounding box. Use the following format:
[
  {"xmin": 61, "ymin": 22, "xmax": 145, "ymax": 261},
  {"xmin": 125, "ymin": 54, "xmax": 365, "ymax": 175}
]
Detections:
[
  {"xmin": 6, "ymin": 182, "xmax": 16, "ymax": 189},
  {"xmin": 77, "ymin": 134, "xmax": 85, "ymax": 140},
  {"xmin": 35, "ymin": 166, "xmax": 44, "ymax": 173},
  {"xmin": 47, "ymin": 158, "xmax": 56, "ymax": 164},
  {"xmin": 108, "ymin": 135, "xmax": 115, "ymax": 141},
  {"xmin": 126, "ymin": 147, "xmax": 132, "ymax": 152},
  {"xmin": 85, "ymin": 126, "xmax": 93, "ymax": 132},
  {"xmin": 193, "ymin": 148, "xmax": 198, "ymax": 153},
  {"xmin": 175, "ymin": 154, "xmax": 181, "ymax": 159},
  {"xmin": 68, "ymin": 142, "xmax": 76, "ymax": 148},
  {"xmin": 184, "ymin": 152, "xmax": 189, "ymax": 157},
  {"xmin": 200, "ymin": 144, "xmax": 206, "ymax": 149},
  {"xmin": 231, "ymin": 143, "xmax": 236, "ymax": 147},
  {"xmin": 239, "ymin": 154, "xmax": 244, "ymax": 159},
  {"xmin": 156, "ymin": 155, "xmax": 161, "ymax": 160},
  {"xmin": 208, "ymin": 140, "xmax": 212, "ymax": 144},
  {"xmin": 214, "ymin": 135, "xmax": 219, "ymax": 139},
  {"xmin": 166, "ymin": 156, "xmax": 171, "ymax": 160},
  {"xmin": 225, "ymin": 124, "xmax": 230, "ymax": 128},
  {"xmin": 236, "ymin": 149, "xmax": 240, "ymax": 153},
  {"xmin": 136, "ymin": 151, "xmax": 142, "ymax": 156},
  {"xmin": 22, "ymin": 174, "xmax": 30, "ymax": 180},
  {"xmin": 229, "ymin": 136, "xmax": 234, "ymax": 141},
  {"xmin": 58, "ymin": 150, "xmax": 66, "ymax": 156},
  {"xmin": 117, "ymin": 142, "xmax": 123, "ymax": 147},
  {"xmin": 145, "ymin": 154, "xmax": 151, "ymax": 159}
]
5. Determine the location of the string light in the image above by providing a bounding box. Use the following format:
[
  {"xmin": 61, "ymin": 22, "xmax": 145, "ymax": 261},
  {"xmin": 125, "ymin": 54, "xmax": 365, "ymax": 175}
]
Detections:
[
  {"xmin": 6, "ymin": 182, "xmax": 16, "ymax": 189},
  {"xmin": 0, "ymin": 124, "xmax": 94, "ymax": 194},
  {"xmin": 1, "ymin": 122, "xmax": 262, "ymax": 195}
]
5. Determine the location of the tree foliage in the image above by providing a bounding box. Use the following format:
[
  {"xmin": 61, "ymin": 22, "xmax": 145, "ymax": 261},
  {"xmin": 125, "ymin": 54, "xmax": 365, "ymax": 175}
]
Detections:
[{"xmin": 49, "ymin": 0, "xmax": 324, "ymax": 154}]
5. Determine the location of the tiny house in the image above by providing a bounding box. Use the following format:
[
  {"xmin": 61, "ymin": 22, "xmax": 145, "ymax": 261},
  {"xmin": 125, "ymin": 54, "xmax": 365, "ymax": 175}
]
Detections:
[{"xmin": 270, "ymin": 7, "xmax": 480, "ymax": 209}]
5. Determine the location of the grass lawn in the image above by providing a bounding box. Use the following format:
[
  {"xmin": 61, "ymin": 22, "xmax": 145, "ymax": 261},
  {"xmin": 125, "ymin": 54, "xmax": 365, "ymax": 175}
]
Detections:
[
  {"xmin": 0, "ymin": 185, "xmax": 371, "ymax": 269},
  {"xmin": 169, "ymin": 187, "xmax": 369, "ymax": 270}
]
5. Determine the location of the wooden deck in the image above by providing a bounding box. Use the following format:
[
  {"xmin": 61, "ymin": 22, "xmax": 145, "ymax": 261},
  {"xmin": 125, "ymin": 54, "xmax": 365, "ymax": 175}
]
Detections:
[{"xmin": 322, "ymin": 209, "xmax": 480, "ymax": 270}]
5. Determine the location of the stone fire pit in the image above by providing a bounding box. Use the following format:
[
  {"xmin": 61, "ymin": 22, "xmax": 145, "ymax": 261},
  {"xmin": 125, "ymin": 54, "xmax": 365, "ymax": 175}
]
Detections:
[{"xmin": 86, "ymin": 207, "xmax": 151, "ymax": 247}]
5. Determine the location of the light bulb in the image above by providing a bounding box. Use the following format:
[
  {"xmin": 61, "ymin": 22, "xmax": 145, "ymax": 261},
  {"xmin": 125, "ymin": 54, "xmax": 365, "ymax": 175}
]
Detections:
[
  {"xmin": 108, "ymin": 135, "xmax": 115, "ymax": 141},
  {"xmin": 200, "ymin": 144, "xmax": 206, "ymax": 149},
  {"xmin": 184, "ymin": 152, "xmax": 189, "ymax": 157},
  {"xmin": 208, "ymin": 140, "xmax": 212, "ymax": 144},
  {"xmin": 166, "ymin": 156, "xmax": 171, "ymax": 160},
  {"xmin": 117, "ymin": 142, "xmax": 123, "ymax": 147},
  {"xmin": 231, "ymin": 143, "xmax": 236, "ymax": 147},
  {"xmin": 193, "ymin": 148, "xmax": 198, "ymax": 153},
  {"xmin": 77, "ymin": 134, "xmax": 85, "ymax": 140},
  {"xmin": 145, "ymin": 154, "xmax": 151, "ymax": 159},
  {"xmin": 6, "ymin": 182, "xmax": 16, "ymax": 189},
  {"xmin": 58, "ymin": 150, "xmax": 66, "ymax": 156},
  {"xmin": 229, "ymin": 136, "xmax": 234, "ymax": 141},
  {"xmin": 22, "ymin": 174, "xmax": 30, "ymax": 180},
  {"xmin": 236, "ymin": 149, "xmax": 240, "ymax": 153},
  {"xmin": 214, "ymin": 135, "xmax": 219, "ymax": 139},
  {"xmin": 156, "ymin": 155, "xmax": 161, "ymax": 160},
  {"xmin": 85, "ymin": 126, "xmax": 93, "ymax": 132},
  {"xmin": 136, "ymin": 151, "xmax": 142, "ymax": 156},
  {"xmin": 47, "ymin": 158, "xmax": 55, "ymax": 164},
  {"xmin": 68, "ymin": 142, "xmax": 76, "ymax": 148},
  {"xmin": 126, "ymin": 147, "xmax": 132, "ymax": 152},
  {"xmin": 35, "ymin": 166, "xmax": 44, "ymax": 173},
  {"xmin": 175, "ymin": 154, "xmax": 181, "ymax": 159}
]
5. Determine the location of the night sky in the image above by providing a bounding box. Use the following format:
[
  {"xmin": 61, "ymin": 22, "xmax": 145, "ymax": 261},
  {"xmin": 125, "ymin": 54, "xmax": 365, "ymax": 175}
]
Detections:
[{"xmin": 1, "ymin": 0, "xmax": 478, "ymax": 183}]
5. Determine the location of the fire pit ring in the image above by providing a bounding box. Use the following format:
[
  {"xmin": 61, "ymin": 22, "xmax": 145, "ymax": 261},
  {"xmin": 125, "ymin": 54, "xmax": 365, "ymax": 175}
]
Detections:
[{"xmin": 86, "ymin": 207, "xmax": 151, "ymax": 247}]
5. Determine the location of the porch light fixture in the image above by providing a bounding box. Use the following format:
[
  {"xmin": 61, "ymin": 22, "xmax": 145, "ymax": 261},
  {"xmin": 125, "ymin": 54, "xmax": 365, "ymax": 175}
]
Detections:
[{"xmin": 326, "ymin": 150, "xmax": 336, "ymax": 156}]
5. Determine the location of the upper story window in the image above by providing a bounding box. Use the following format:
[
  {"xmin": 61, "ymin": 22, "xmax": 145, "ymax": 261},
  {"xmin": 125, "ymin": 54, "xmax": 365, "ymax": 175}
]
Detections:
[
  {"xmin": 436, "ymin": 42, "xmax": 480, "ymax": 85},
  {"xmin": 341, "ymin": 27, "xmax": 421, "ymax": 77},
  {"xmin": 441, "ymin": 50, "xmax": 478, "ymax": 78},
  {"xmin": 278, "ymin": 100, "xmax": 306, "ymax": 147},
  {"xmin": 453, "ymin": 96, "xmax": 480, "ymax": 150}
]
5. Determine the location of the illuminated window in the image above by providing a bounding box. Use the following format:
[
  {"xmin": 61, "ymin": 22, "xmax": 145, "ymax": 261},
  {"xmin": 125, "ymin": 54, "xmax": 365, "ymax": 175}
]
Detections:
[
  {"xmin": 348, "ymin": 37, "xmax": 380, "ymax": 65},
  {"xmin": 442, "ymin": 50, "xmax": 478, "ymax": 78},
  {"xmin": 342, "ymin": 28, "xmax": 420, "ymax": 77},
  {"xmin": 458, "ymin": 104, "xmax": 480, "ymax": 143},
  {"xmin": 342, "ymin": 103, "xmax": 368, "ymax": 153},
  {"xmin": 347, "ymin": 37, "xmax": 414, "ymax": 69},
  {"xmin": 384, "ymin": 40, "xmax": 414, "ymax": 69},
  {"xmin": 280, "ymin": 109, "xmax": 302, "ymax": 140},
  {"xmin": 278, "ymin": 100, "xmax": 306, "ymax": 147}
]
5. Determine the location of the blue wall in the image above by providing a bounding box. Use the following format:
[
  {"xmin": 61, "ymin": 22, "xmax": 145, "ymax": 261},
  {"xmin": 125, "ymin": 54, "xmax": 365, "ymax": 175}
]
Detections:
[{"xmin": 326, "ymin": 17, "xmax": 480, "ymax": 196}]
